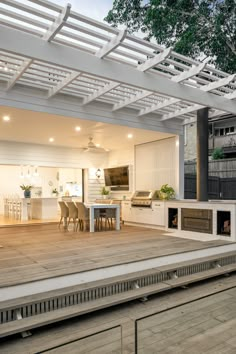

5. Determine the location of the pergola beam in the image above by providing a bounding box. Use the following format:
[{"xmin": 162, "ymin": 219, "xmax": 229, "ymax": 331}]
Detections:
[
  {"xmin": 83, "ymin": 82, "xmax": 120, "ymax": 105},
  {"xmin": 137, "ymin": 47, "xmax": 172, "ymax": 72},
  {"xmin": 42, "ymin": 3, "xmax": 71, "ymax": 42},
  {"xmin": 112, "ymin": 90, "xmax": 151, "ymax": 111},
  {"xmin": 210, "ymin": 90, "xmax": 236, "ymax": 118},
  {"xmin": 1, "ymin": 26, "xmax": 236, "ymax": 115},
  {"xmin": 139, "ymin": 62, "xmax": 207, "ymax": 116},
  {"xmin": 162, "ymin": 74, "xmax": 236, "ymax": 121},
  {"xmin": 48, "ymin": 71, "xmax": 81, "ymax": 98},
  {"xmin": 96, "ymin": 29, "xmax": 127, "ymax": 59},
  {"xmin": 6, "ymin": 59, "xmax": 33, "ymax": 91}
]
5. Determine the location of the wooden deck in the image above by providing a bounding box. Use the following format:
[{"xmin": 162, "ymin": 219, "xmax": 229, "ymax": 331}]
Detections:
[
  {"xmin": 1, "ymin": 272, "xmax": 236, "ymax": 353},
  {"xmin": 0, "ymin": 223, "xmax": 229, "ymax": 288}
]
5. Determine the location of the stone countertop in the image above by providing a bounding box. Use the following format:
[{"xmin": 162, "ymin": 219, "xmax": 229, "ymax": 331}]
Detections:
[{"xmin": 165, "ymin": 199, "xmax": 236, "ymax": 205}]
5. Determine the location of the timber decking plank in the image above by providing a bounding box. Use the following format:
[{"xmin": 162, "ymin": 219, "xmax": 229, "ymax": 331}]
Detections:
[{"xmin": 0, "ymin": 224, "xmax": 230, "ymax": 287}]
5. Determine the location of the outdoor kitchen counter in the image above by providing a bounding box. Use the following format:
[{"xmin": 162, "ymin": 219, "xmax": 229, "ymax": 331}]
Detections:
[
  {"xmin": 169, "ymin": 199, "xmax": 236, "ymax": 204},
  {"xmin": 122, "ymin": 199, "xmax": 236, "ymax": 242},
  {"xmin": 166, "ymin": 200, "xmax": 236, "ymax": 242}
]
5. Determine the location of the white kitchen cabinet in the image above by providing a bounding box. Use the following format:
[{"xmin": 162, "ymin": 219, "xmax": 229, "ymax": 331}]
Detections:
[
  {"xmin": 132, "ymin": 207, "xmax": 153, "ymax": 224},
  {"xmin": 122, "ymin": 200, "xmax": 165, "ymax": 226},
  {"xmin": 122, "ymin": 201, "xmax": 133, "ymax": 222},
  {"xmin": 151, "ymin": 201, "xmax": 165, "ymax": 226}
]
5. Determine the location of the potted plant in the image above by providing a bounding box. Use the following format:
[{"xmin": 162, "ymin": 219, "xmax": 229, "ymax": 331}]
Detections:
[
  {"xmin": 20, "ymin": 184, "xmax": 33, "ymax": 198},
  {"xmin": 52, "ymin": 188, "xmax": 59, "ymax": 197},
  {"xmin": 160, "ymin": 184, "xmax": 175, "ymax": 200},
  {"xmin": 101, "ymin": 186, "xmax": 110, "ymax": 199}
]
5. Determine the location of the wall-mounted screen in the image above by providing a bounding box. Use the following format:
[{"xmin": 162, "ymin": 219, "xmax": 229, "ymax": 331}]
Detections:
[{"xmin": 104, "ymin": 166, "xmax": 129, "ymax": 187}]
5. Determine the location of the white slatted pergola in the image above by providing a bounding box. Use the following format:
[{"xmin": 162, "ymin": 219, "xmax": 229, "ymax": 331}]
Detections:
[{"xmin": 0, "ymin": 0, "xmax": 236, "ymax": 131}]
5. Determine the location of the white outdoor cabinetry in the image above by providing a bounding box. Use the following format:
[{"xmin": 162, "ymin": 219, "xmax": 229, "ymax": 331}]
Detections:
[
  {"xmin": 151, "ymin": 201, "xmax": 165, "ymax": 226},
  {"xmin": 122, "ymin": 201, "xmax": 165, "ymax": 227},
  {"xmin": 122, "ymin": 201, "xmax": 133, "ymax": 222}
]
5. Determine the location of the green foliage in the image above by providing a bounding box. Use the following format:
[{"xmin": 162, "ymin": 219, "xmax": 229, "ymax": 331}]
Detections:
[
  {"xmin": 211, "ymin": 147, "xmax": 224, "ymax": 160},
  {"xmin": 52, "ymin": 188, "xmax": 58, "ymax": 195},
  {"xmin": 101, "ymin": 186, "xmax": 110, "ymax": 195},
  {"xmin": 160, "ymin": 184, "xmax": 175, "ymax": 199},
  {"xmin": 20, "ymin": 184, "xmax": 33, "ymax": 191},
  {"xmin": 105, "ymin": 0, "xmax": 236, "ymax": 73}
]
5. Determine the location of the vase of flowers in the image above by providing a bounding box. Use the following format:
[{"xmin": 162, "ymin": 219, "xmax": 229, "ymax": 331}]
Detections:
[{"xmin": 20, "ymin": 184, "xmax": 33, "ymax": 198}]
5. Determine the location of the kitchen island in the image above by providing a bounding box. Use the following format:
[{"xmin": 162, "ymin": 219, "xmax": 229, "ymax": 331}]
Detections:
[{"xmin": 21, "ymin": 198, "xmax": 58, "ymax": 221}]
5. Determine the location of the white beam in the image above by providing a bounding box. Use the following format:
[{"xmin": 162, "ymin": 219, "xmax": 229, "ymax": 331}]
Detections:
[
  {"xmin": 171, "ymin": 62, "xmax": 207, "ymax": 82},
  {"xmin": 96, "ymin": 29, "xmax": 127, "ymax": 59},
  {"xmin": 6, "ymin": 59, "xmax": 33, "ymax": 91},
  {"xmin": 162, "ymin": 74, "xmax": 236, "ymax": 121},
  {"xmin": 210, "ymin": 89, "xmax": 236, "ymax": 118},
  {"xmin": 1, "ymin": 26, "xmax": 236, "ymax": 115},
  {"xmin": 42, "ymin": 3, "xmax": 71, "ymax": 42},
  {"xmin": 112, "ymin": 90, "xmax": 151, "ymax": 111},
  {"xmin": 139, "ymin": 62, "xmax": 207, "ymax": 116},
  {"xmin": 137, "ymin": 47, "xmax": 172, "ymax": 72},
  {"xmin": 83, "ymin": 82, "xmax": 119, "ymax": 105},
  {"xmin": 48, "ymin": 71, "xmax": 81, "ymax": 98}
]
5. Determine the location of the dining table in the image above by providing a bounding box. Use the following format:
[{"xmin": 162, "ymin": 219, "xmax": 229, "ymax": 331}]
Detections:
[{"xmin": 88, "ymin": 203, "xmax": 120, "ymax": 233}]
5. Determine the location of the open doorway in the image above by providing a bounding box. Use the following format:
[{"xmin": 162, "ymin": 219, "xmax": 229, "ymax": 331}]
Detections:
[{"xmin": 0, "ymin": 165, "xmax": 83, "ymax": 226}]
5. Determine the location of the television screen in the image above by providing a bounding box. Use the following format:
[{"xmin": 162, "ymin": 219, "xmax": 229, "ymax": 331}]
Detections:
[{"xmin": 104, "ymin": 166, "xmax": 129, "ymax": 187}]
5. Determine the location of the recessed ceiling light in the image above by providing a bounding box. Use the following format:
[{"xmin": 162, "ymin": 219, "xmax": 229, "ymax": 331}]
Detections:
[
  {"xmin": 75, "ymin": 126, "xmax": 81, "ymax": 131},
  {"xmin": 127, "ymin": 133, "xmax": 133, "ymax": 139},
  {"xmin": 49, "ymin": 137, "xmax": 54, "ymax": 142},
  {"xmin": 3, "ymin": 115, "xmax": 10, "ymax": 122},
  {"xmin": 96, "ymin": 143, "xmax": 100, "ymax": 147}
]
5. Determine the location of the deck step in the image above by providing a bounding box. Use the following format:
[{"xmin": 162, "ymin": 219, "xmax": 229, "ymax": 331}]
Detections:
[
  {"xmin": 1, "ymin": 251, "xmax": 236, "ymax": 338},
  {"xmin": 0, "ymin": 282, "xmax": 170, "ymax": 338}
]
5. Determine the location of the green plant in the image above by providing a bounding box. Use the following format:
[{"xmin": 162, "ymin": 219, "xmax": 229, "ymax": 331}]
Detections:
[
  {"xmin": 160, "ymin": 184, "xmax": 175, "ymax": 200},
  {"xmin": 211, "ymin": 147, "xmax": 224, "ymax": 160},
  {"xmin": 52, "ymin": 188, "xmax": 58, "ymax": 194},
  {"xmin": 101, "ymin": 186, "xmax": 110, "ymax": 195},
  {"xmin": 20, "ymin": 184, "xmax": 33, "ymax": 191}
]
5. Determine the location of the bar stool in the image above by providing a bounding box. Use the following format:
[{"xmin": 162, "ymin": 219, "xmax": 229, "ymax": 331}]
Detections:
[
  {"xmin": 7, "ymin": 198, "xmax": 14, "ymax": 219},
  {"xmin": 14, "ymin": 199, "xmax": 22, "ymax": 220},
  {"xmin": 3, "ymin": 197, "xmax": 9, "ymax": 217},
  {"xmin": 26, "ymin": 201, "xmax": 32, "ymax": 220}
]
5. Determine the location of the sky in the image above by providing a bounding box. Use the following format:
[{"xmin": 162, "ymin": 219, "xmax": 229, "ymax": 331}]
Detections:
[{"xmin": 67, "ymin": 0, "xmax": 113, "ymax": 21}]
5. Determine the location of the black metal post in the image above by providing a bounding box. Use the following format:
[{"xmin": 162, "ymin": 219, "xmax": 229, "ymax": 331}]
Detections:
[{"xmin": 197, "ymin": 107, "xmax": 209, "ymax": 201}]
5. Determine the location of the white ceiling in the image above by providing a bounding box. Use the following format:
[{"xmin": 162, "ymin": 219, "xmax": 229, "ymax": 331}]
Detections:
[{"xmin": 0, "ymin": 106, "xmax": 174, "ymax": 151}]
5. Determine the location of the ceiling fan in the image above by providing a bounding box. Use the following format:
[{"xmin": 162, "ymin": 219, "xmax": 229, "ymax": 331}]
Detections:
[{"xmin": 83, "ymin": 136, "xmax": 108, "ymax": 153}]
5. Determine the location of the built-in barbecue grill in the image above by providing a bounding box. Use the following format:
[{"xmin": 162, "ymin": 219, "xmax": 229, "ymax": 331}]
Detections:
[{"xmin": 131, "ymin": 190, "xmax": 155, "ymax": 207}]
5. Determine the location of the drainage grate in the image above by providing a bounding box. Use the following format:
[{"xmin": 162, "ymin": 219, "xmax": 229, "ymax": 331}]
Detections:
[{"xmin": 1, "ymin": 254, "xmax": 236, "ymax": 325}]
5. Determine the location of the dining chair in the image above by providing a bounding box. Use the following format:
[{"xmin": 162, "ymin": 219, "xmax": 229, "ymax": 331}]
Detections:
[
  {"xmin": 75, "ymin": 202, "xmax": 90, "ymax": 231},
  {"xmin": 58, "ymin": 201, "xmax": 69, "ymax": 229},
  {"xmin": 76, "ymin": 202, "xmax": 101, "ymax": 231},
  {"xmin": 66, "ymin": 201, "xmax": 78, "ymax": 231},
  {"xmin": 104, "ymin": 200, "xmax": 118, "ymax": 230}
]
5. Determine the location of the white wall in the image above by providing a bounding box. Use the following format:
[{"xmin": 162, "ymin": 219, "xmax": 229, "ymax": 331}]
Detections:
[
  {"xmin": 0, "ymin": 141, "xmax": 109, "ymax": 168},
  {"xmin": 135, "ymin": 137, "xmax": 181, "ymax": 196}
]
